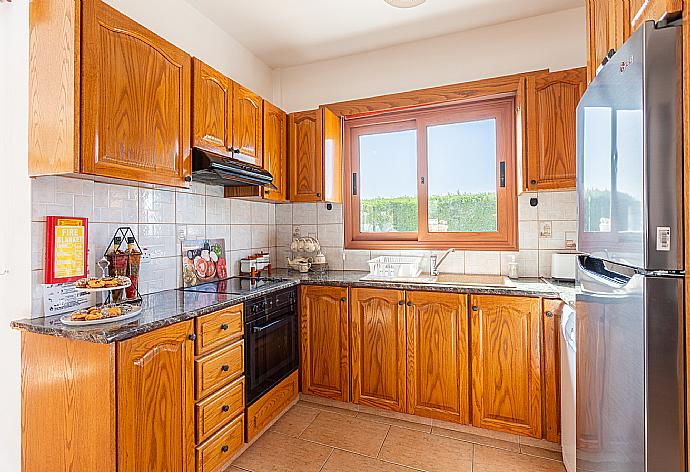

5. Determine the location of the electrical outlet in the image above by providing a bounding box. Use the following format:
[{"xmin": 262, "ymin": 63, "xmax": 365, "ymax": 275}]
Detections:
[
  {"xmin": 141, "ymin": 247, "xmax": 151, "ymax": 263},
  {"xmin": 293, "ymin": 226, "xmax": 301, "ymax": 236}
]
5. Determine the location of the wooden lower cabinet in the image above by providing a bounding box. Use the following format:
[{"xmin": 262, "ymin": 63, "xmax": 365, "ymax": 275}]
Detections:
[
  {"xmin": 300, "ymin": 285, "xmax": 350, "ymax": 401},
  {"xmin": 246, "ymin": 370, "xmax": 299, "ymax": 441},
  {"xmin": 350, "ymin": 288, "xmax": 407, "ymax": 412},
  {"xmin": 117, "ymin": 320, "xmax": 196, "ymax": 472},
  {"xmin": 470, "ymin": 295, "xmax": 543, "ymax": 438},
  {"xmin": 196, "ymin": 415, "xmax": 245, "ymax": 472},
  {"xmin": 405, "ymin": 291, "xmax": 469, "ymax": 423}
]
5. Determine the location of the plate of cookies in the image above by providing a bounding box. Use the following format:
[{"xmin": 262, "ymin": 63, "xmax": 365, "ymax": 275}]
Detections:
[
  {"xmin": 74, "ymin": 276, "xmax": 131, "ymax": 292},
  {"xmin": 60, "ymin": 303, "xmax": 142, "ymax": 326}
]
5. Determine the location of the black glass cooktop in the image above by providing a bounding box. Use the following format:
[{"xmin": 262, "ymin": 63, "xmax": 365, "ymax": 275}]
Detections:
[{"xmin": 179, "ymin": 276, "xmax": 287, "ymax": 295}]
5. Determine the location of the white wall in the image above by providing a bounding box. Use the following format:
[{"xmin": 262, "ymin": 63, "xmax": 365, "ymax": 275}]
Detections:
[
  {"xmin": 276, "ymin": 7, "xmax": 587, "ymax": 112},
  {"xmin": 0, "ymin": 1, "xmax": 30, "ymax": 470},
  {"xmin": 105, "ymin": 0, "xmax": 274, "ymax": 99}
]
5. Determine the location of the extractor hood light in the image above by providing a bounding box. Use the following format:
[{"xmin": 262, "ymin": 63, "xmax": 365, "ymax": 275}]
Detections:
[{"xmin": 384, "ymin": 0, "xmax": 426, "ymax": 8}]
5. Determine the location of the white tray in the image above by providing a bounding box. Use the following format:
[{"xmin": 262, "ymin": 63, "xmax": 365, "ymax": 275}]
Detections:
[
  {"xmin": 60, "ymin": 305, "xmax": 142, "ymax": 326},
  {"xmin": 75, "ymin": 279, "xmax": 131, "ymax": 293}
]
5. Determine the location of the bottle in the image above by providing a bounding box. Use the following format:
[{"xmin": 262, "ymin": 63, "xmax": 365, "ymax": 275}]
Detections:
[
  {"xmin": 125, "ymin": 237, "xmax": 141, "ymax": 299},
  {"xmin": 107, "ymin": 236, "xmax": 127, "ymax": 302},
  {"xmin": 508, "ymin": 255, "xmax": 519, "ymax": 279}
]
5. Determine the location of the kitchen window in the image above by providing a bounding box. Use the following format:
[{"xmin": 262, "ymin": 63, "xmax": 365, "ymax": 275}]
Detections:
[{"xmin": 344, "ymin": 97, "xmax": 518, "ymax": 250}]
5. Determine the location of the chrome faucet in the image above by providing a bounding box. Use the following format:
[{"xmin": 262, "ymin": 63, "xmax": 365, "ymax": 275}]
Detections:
[{"xmin": 430, "ymin": 248, "xmax": 456, "ymax": 276}]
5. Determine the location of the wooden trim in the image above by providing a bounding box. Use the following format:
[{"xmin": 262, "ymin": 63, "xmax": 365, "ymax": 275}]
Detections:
[
  {"xmin": 542, "ymin": 299, "xmax": 563, "ymax": 443},
  {"xmin": 324, "ymin": 69, "xmax": 547, "ymax": 118},
  {"xmin": 343, "ymin": 98, "xmax": 518, "ymax": 251},
  {"xmin": 21, "ymin": 332, "xmax": 116, "ymax": 471}
]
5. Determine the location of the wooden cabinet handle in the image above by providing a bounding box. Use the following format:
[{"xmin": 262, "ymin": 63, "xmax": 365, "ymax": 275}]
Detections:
[
  {"xmin": 221, "ymin": 404, "xmax": 230, "ymax": 412},
  {"xmin": 221, "ymin": 364, "xmax": 230, "ymax": 372},
  {"xmin": 545, "ymin": 311, "xmax": 554, "ymax": 318},
  {"xmin": 221, "ymin": 445, "xmax": 229, "ymax": 453},
  {"xmin": 220, "ymin": 323, "xmax": 229, "ymax": 330},
  {"xmin": 471, "ymin": 306, "xmax": 479, "ymax": 312}
]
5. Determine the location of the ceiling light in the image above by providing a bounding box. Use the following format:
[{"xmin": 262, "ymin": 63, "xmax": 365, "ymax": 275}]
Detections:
[{"xmin": 384, "ymin": 0, "xmax": 426, "ymax": 8}]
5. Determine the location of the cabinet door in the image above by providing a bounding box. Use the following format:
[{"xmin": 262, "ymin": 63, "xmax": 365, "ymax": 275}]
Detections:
[
  {"xmin": 263, "ymin": 101, "xmax": 288, "ymax": 201},
  {"xmin": 586, "ymin": 0, "xmax": 613, "ymax": 83},
  {"xmin": 289, "ymin": 110, "xmax": 322, "ymax": 202},
  {"xmin": 192, "ymin": 59, "xmax": 232, "ymax": 157},
  {"xmin": 232, "ymin": 83, "xmax": 263, "ymax": 164},
  {"xmin": 630, "ymin": 0, "xmax": 681, "ymax": 31},
  {"xmin": 542, "ymin": 299, "xmax": 563, "ymax": 443},
  {"xmin": 321, "ymin": 106, "xmax": 343, "ymax": 203},
  {"xmin": 526, "ymin": 68, "xmax": 587, "ymax": 190},
  {"xmin": 406, "ymin": 291, "xmax": 469, "ymax": 424},
  {"xmin": 81, "ymin": 0, "xmax": 192, "ymax": 187},
  {"xmin": 350, "ymin": 288, "xmax": 406, "ymax": 412},
  {"xmin": 470, "ymin": 295, "xmax": 542, "ymax": 437},
  {"xmin": 300, "ymin": 285, "xmax": 349, "ymax": 401},
  {"xmin": 117, "ymin": 320, "xmax": 195, "ymax": 472}
]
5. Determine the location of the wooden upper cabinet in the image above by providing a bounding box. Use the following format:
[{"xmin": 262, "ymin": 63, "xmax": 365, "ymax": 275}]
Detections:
[
  {"xmin": 80, "ymin": 0, "xmax": 192, "ymax": 187},
  {"xmin": 470, "ymin": 295, "xmax": 542, "ymax": 438},
  {"xmin": 233, "ymin": 83, "xmax": 263, "ymax": 165},
  {"xmin": 525, "ymin": 68, "xmax": 587, "ymax": 191},
  {"xmin": 289, "ymin": 110, "xmax": 320, "ymax": 201},
  {"xmin": 300, "ymin": 285, "xmax": 350, "ymax": 402},
  {"xmin": 350, "ymin": 288, "xmax": 406, "ymax": 412},
  {"xmin": 117, "ymin": 320, "xmax": 195, "ymax": 472},
  {"xmin": 631, "ymin": 0, "xmax": 682, "ymax": 31},
  {"xmin": 405, "ymin": 292, "xmax": 469, "ymax": 424},
  {"xmin": 263, "ymin": 101, "xmax": 288, "ymax": 201},
  {"xmin": 288, "ymin": 107, "xmax": 343, "ymax": 203},
  {"xmin": 586, "ymin": 0, "xmax": 616, "ymax": 83},
  {"xmin": 192, "ymin": 58, "xmax": 232, "ymax": 157}
]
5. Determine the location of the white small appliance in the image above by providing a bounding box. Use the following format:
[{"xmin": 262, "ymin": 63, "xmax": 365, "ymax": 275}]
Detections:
[
  {"xmin": 560, "ymin": 305, "xmax": 576, "ymax": 472},
  {"xmin": 550, "ymin": 253, "xmax": 579, "ymax": 280}
]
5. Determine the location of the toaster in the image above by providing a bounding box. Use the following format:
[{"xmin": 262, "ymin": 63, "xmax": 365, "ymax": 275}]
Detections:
[{"xmin": 550, "ymin": 253, "xmax": 579, "ymax": 280}]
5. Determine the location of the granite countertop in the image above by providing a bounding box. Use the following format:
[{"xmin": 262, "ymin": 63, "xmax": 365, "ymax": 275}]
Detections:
[{"xmin": 12, "ymin": 271, "xmax": 578, "ymax": 344}]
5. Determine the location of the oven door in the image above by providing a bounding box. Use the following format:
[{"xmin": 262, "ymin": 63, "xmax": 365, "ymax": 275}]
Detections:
[{"xmin": 245, "ymin": 304, "xmax": 299, "ymax": 406}]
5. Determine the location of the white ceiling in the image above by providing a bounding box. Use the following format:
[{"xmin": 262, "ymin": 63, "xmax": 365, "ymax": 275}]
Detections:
[{"xmin": 187, "ymin": 0, "xmax": 583, "ymax": 68}]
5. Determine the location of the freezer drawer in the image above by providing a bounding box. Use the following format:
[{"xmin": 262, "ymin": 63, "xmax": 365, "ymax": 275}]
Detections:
[{"xmin": 576, "ymin": 256, "xmax": 684, "ymax": 472}]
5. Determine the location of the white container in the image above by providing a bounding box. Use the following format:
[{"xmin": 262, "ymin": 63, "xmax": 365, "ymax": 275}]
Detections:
[
  {"xmin": 551, "ymin": 253, "xmax": 579, "ymax": 280},
  {"xmin": 367, "ymin": 256, "xmax": 423, "ymax": 278}
]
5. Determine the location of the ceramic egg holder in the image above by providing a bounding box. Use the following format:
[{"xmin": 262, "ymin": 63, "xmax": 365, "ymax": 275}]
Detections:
[{"xmin": 288, "ymin": 236, "xmax": 328, "ymax": 273}]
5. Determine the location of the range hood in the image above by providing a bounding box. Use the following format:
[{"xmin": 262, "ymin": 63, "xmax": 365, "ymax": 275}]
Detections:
[{"xmin": 191, "ymin": 147, "xmax": 276, "ymax": 189}]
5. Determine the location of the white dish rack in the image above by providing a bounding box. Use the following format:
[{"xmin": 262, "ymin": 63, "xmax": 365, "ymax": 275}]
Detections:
[{"xmin": 367, "ymin": 255, "xmax": 423, "ymax": 278}]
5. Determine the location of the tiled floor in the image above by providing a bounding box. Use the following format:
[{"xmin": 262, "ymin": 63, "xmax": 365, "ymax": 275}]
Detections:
[{"xmin": 229, "ymin": 400, "xmax": 566, "ymax": 472}]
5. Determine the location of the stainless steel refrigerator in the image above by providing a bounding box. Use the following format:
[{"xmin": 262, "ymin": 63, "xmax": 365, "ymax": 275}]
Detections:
[{"xmin": 575, "ymin": 20, "xmax": 685, "ymax": 472}]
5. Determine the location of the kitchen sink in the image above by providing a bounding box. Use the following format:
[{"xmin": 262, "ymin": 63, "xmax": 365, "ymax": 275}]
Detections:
[{"xmin": 360, "ymin": 273, "xmax": 514, "ymax": 288}]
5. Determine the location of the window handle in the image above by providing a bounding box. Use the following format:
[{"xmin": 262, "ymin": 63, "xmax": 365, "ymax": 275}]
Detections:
[
  {"xmin": 499, "ymin": 161, "xmax": 506, "ymax": 188},
  {"xmin": 352, "ymin": 173, "xmax": 357, "ymax": 196}
]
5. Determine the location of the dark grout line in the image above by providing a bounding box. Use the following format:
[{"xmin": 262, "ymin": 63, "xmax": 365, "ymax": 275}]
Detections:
[{"xmin": 375, "ymin": 424, "xmax": 391, "ymax": 459}]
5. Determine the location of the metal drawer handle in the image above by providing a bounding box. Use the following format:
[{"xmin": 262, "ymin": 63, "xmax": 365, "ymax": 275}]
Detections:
[
  {"xmin": 221, "ymin": 364, "xmax": 230, "ymax": 372},
  {"xmin": 220, "ymin": 323, "xmax": 229, "ymax": 330},
  {"xmin": 398, "ymin": 300, "xmax": 404, "ymax": 306},
  {"xmin": 472, "ymin": 306, "xmax": 479, "ymax": 312},
  {"xmin": 221, "ymin": 445, "xmax": 229, "ymax": 453},
  {"xmin": 341, "ymin": 297, "xmax": 347, "ymax": 302},
  {"xmin": 252, "ymin": 318, "xmax": 285, "ymax": 333},
  {"xmin": 406, "ymin": 301, "xmax": 413, "ymax": 307},
  {"xmin": 221, "ymin": 404, "xmax": 230, "ymax": 412},
  {"xmin": 545, "ymin": 311, "xmax": 554, "ymax": 318}
]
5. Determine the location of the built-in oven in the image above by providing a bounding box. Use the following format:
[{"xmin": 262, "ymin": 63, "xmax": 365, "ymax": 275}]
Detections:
[{"xmin": 244, "ymin": 287, "xmax": 299, "ymax": 406}]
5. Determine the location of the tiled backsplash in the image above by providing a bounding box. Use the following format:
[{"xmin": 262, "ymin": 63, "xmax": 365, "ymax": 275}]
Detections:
[
  {"xmin": 30, "ymin": 175, "xmax": 577, "ymax": 317},
  {"xmin": 275, "ymin": 190, "xmax": 578, "ymax": 278},
  {"xmin": 30, "ymin": 176, "xmax": 277, "ymax": 316}
]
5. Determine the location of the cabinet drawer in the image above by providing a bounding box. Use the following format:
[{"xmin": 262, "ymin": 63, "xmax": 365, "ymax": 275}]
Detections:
[
  {"xmin": 197, "ymin": 376, "xmax": 245, "ymax": 444},
  {"xmin": 246, "ymin": 370, "xmax": 298, "ymax": 442},
  {"xmin": 196, "ymin": 304, "xmax": 244, "ymax": 356},
  {"xmin": 196, "ymin": 414, "xmax": 244, "ymax": 472},
  {"xmin": 196, "ymin": 340, "xmax": 244, "ymax": 400}
]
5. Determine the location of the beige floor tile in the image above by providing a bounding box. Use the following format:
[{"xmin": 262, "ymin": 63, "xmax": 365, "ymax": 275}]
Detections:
[
  {"xmin": 357, "ymin": 411, "xmax": 432, "ymax": 433},
  {"xmin": 519, "ymin": 435, "xmax": 562, "ymax": 452},
  {"xmin": 269, "ymin": 404, "xmax": 320, "ymax": 437},
  {"xmin": 300, "ymin": 411, "xmax": 390, "ymax": 457},
  {"xmin": 232, "ymin": 431, "xmax": 333, "ymax": 472},
  {"xmin": 520, "ymin": 444, "xmax": 564, "ymax": 461},
  {"xmin": 321, "ymin": 449, "xmax": 416, "ymax": 472},
  {"xmin": 298, "ymin": 400, "xmax": 358, "ymax": 417},
  {"xmin": 474, "ymin": 445, "xmax": 565, "ymax": 472},
  {"xmin": 431, "ymin": 426, "xmax": 520, "ymax": 452},
  {"xmin": 378, "ymin": 426, "xmax": 473, "ymax": 472}
]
